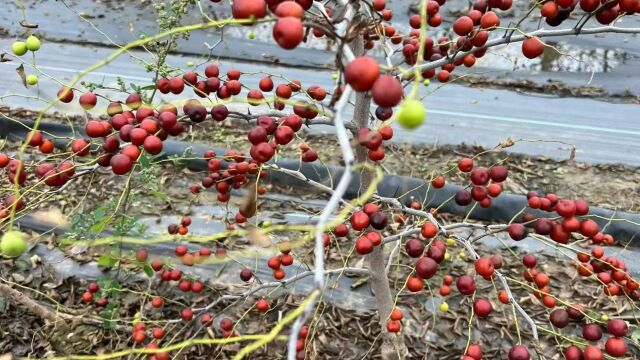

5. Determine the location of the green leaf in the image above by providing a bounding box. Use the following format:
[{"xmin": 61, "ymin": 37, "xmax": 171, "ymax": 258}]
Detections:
[
  {"xmin": 143, "ymin": 262, "xmax": 154, "ymax": 277},
  {"xmin": 139, "ymin": 153, "xmax": 151, "ymax": 169},
  {"xmin": 182, "ymin": 146, "xmax": 193, "ymax": 157},
  {"xmin": 101, "ymin": 304, "xmax": 119, "ymax": 329},
  {"xmin": 150, "ymin": 190, "xmax": 170, "ymax": 203},
  {"xmin": 97, "ymin": 255, "xmax": 118, "ymax": 267},
  {"xmin": 98, "ymin": 279, "xmax": 121, "ymax": 295},
  {"xmin": 140, "ymin": 84, "xmax": 156, "ymax": 90}
]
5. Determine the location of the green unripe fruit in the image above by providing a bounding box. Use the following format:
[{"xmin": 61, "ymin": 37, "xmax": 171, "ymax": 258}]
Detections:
[
  {"xmin": 26, "ymin": 75, "xmax": 38, "ymax": 85},
  {"xmin": 1, "ymin": 231, "xmax": 28, "ymax": 258},
  {"xmin": 248, "ymin": 32, "xmax": 255, "ymax": 40},
  {"xmin": 25, "ymin": 35, "xmax": 41, "ymax": 51},
  {"xmin": 12, "ymin": 41, "xmax": 28, "ymax": 56},
  {"xmin": 423, "ymin": 79, "xmax": 431, "ymax": 87},
  {"xmin": 186, "ymin": 61, "xmax": 194, "ymax": 67},
  {"xmin": 396, "ymin": 99, "xmax": 426, "ymax": 129}
]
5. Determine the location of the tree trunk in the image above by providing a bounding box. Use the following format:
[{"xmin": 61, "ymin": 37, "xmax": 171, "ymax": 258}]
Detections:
[{"xmin": 350, "ymin": 37, "xmax": 406, "ymax": 360}]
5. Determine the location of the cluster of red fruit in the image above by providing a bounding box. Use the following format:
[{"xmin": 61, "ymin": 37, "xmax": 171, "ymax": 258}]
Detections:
[
  {"xmin": 292, "ymin": 324, "xmax": 310, "ymax": 360},
  {"xmin": 538, "ymin": 0, "xmax": 640, "ymax": 26},
  {"xmin": 245, "ymin": 112, "xmax": 320, "ymax": 165},
  {"xmin": 81, "ymin": 282, "xmax": 108, "ymax": 307},
  {"xmin": 513, "ymin": 193, "xmax": 604, "ymax": 245},
  {"xmin": 266, "ymin": 240, "xmax": 295, "ymax": 280},
  {"xmin": 130, "ymin": 322, "xmax": 170, "ymax": 360},
  {"xmin": 506, "ymin": 190, "xmax": 639, "ymax": 301},
  {"xmin": 454, "ymin": 157, "xmax": 509, "ymax": 208},
  {"xmin": 405, "ymin": 222, "xmax": 444, "ymax": 292},
  {"xmin": 357, "ymin": 125, "xmax": 394, "ymax": 161},
  {"xmin": 385, "ymin": 307, "xmax": 404, "ymax": 333},
  {"xmin": 166, "ymin": 216, "xmax": 193, "ymax": 236},
  {"xmin": 545, "ymin": 307, "xmax": 630, "ymax": 358},
  {"xmin": 338, "ymin": 203, "xmax": 388, "ymax": 255},
  {"xmin": 1, "ymin": 151, "xmax": 75, "ymax": 219}
]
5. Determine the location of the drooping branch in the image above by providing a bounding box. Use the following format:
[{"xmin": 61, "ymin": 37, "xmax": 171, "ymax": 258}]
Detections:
[{"xmin": 404, "ymin": 25, "xmax": 640, "ymax": 77}]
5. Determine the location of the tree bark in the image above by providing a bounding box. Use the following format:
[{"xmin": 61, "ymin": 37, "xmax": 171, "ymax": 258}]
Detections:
[{"xmin": 350, "ymin": 37, "xmax": 406, "ymax": 360}]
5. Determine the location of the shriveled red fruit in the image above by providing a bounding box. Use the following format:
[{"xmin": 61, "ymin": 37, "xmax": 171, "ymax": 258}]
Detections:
[
  {"xmin": 522, "ymin": 37, "xmax": 544, "ymax": 59},
  {"xmin": 372, "ymin": 75, "xmax": 403, "ymax": 107},
  {"xmin": 473, "ymin": 298, "xmax": 493, "ymax": 317},
  {"xmin": 344, "ymin": 56, "xmax": 380, "ymax": 92},
  {"xmin": 273, "ymin": 17, "xmax": 304, "ymax": 49}
]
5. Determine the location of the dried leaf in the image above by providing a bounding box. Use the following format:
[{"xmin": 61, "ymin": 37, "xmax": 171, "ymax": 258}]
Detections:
[
  {"xmin": 500, "ymin": 137, "xmax": 514, "ymax": 148},
  {"xmin": 31, "ymin": 208, "xmax": 68, "ymax": 227},
  {"xmin": 16, "ymin": 64, "xmax": 27, "ymax": 88},
  {"xmin": 569, "ymin": 146, "xmax": 576, "ymax": 161},
  {"xmin": 0, "ymin": 53, "xmax": 11, "ymax": 63},
  {"xmin": 239, "ymin": 182, "xmax": 257, "ymax": 218},
  {"xmin": 19, "ymin": 20, "xmax": 38, "ymax": 28},
  {"xmin": 247, "ymin": 226, "xmax": 271, "ymax": 248}
]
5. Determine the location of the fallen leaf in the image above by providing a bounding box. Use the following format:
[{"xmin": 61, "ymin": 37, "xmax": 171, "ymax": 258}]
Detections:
[
  {"xmin": 16, "ymin": 64, "xmax": 27, "ymax": 88},
  {"xmin": 31, "ymin": 208, "xmax": 68, "ymax": 228},
  {"xmin": 247, "ymin": 226, "xmax": 271, "ymax": 248}
]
